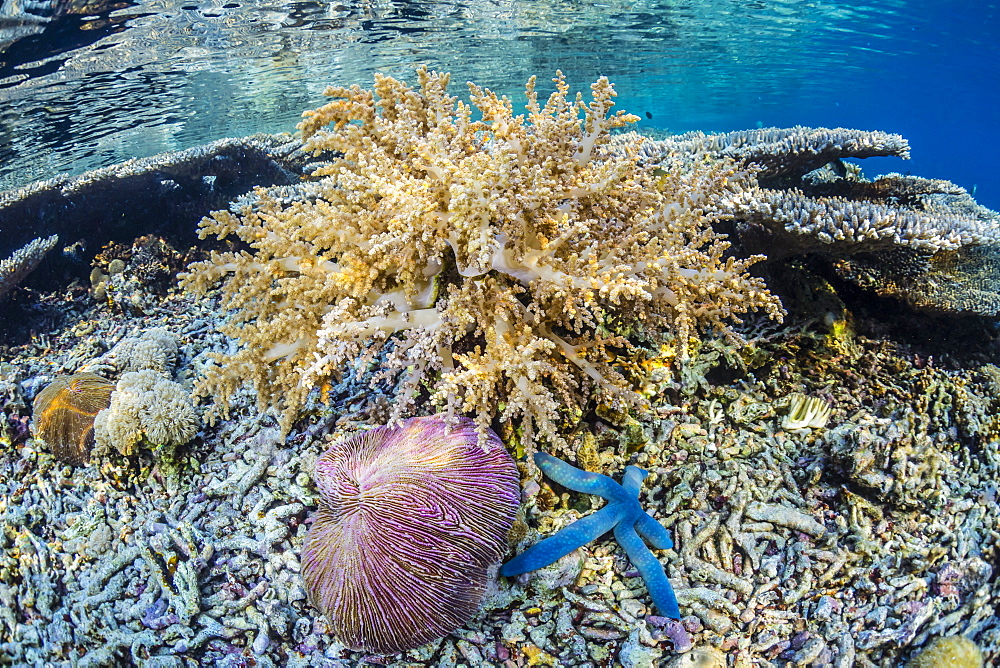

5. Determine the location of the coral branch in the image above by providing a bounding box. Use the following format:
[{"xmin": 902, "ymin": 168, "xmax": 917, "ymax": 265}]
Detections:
[
  {"xmin": 182, "ymin": 68, "xmax": 782, "ymax": 449},
  {"xmin": 0, "ymin": 234, "xmax": 58, "ymax": 301}
]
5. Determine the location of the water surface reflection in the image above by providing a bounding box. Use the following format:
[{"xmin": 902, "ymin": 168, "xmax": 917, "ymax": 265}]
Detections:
[{"xmin": 0, "ymin": 0, "xmax": 996, "ymax": 208}]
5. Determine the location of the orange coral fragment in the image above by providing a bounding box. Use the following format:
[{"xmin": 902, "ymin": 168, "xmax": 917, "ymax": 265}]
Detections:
[{"xmin": 31, "ymin": 373, "xmax": 114, "ymax": 465}]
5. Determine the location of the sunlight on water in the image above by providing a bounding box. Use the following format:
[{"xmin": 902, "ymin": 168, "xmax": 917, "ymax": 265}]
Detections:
[{"xmin": 0, "ymin": 0, "xmax": 997, "ymax": 206}]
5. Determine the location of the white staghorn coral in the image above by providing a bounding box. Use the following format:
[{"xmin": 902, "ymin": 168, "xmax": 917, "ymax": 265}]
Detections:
[
  {"xmin": 0, "ymin": 234, "xmax": 58, "ymax": 301},
  {"xmin": 182, "ymin": 67, "xmax": 782, "ymax": 451}
]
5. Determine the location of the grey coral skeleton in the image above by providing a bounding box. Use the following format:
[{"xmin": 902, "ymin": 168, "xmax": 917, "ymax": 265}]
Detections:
[{"xmin": 0, "ymin": 234, "xmax": 58, "ymax": 301}]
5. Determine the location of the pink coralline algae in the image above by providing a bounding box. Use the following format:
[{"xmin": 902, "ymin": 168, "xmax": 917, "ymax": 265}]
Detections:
[{"xmin": 301, "ymin": 414, "xmax": 520, "ymax": 654}]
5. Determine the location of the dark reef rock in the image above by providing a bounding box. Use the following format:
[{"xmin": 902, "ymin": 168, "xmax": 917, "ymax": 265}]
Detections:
[
  {"xmin": 0, "ymin": 133, "xmax": 309, "ymax": 288},
  {"xmin": 638, "ymin": 126, "xmax": 1000, "ymax": 317}
]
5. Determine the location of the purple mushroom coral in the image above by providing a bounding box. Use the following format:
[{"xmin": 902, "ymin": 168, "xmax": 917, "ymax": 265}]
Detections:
[{"xmin": 301, "ymin": 414, "xmax": 520, "ymax": 654}]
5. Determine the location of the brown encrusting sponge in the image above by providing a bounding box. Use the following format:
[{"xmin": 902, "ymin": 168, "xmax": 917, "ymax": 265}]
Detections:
[{"xmin": 181, "ymin": 67, "xmax": 782, "ymax": 452}]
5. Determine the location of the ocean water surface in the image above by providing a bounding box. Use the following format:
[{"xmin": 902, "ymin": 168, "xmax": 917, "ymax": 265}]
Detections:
[{"xmin": 0, "ymin": 0, "xmax": 997, "ymax": 209}]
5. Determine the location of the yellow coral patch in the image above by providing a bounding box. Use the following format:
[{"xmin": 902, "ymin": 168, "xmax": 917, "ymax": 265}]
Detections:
[{"xmin": 182, "ymin": 67, "xmax": 783, "ymax": 453}]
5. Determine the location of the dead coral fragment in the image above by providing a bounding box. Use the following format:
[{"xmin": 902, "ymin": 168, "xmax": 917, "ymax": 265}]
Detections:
[
  {"xmin": 0, "ymin": 234, "xmax": 58, "ymax": 301},
  {"xmin": 182, "ymin": 67, "xmax": 782, "ymax": 447},
  {"xmin": 31, "ymin": 372, "xmax": 114, "ymax": 465},
  {"xmin": 743, "ymin": 501, "xmax": 826, "ymax": 538}
]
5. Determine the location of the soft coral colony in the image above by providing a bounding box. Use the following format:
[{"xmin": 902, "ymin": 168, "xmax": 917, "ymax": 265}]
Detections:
[{"xmin": 181, "ymin": 67, "xmax": 783, "ymax": 448}]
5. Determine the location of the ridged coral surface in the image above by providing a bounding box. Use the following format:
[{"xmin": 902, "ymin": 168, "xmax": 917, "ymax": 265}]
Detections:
[
  {"xmin": 906, "ymin": 635, "xmax": 984, "ymax": 668},
  {"xmin": 301, "ymin": 414, "xmax": 519, "ymax": 654},
  {"xmin": 30, "ymin": 372, "xmax": 114, "ymax": 465}
]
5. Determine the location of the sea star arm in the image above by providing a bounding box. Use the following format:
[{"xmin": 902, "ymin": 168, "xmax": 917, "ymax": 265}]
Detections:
[
  {"xmin": 621, "ymin": 465, "xmax": 647, "ymax": 497},
  {"xmin": 614, "ymin": 521, "xmax": 681, "ymax": 619},
  {"xmin": 505, "ymin": 453, "xmax": 680, "ymax": 618},
  {"xmin": 535, "ymin": 452, "xmax": 630, "ymax": 501},
  {"xmin": 500, "ymin": 503, "xmax": 627, "ymax": 576},
  {"xmin": 634, "ymin": 512, "xmax": 673, "ymax": 550},
  {"xmin": 623, "ymin": 464, "xmax": 673, "ymax": 549}
]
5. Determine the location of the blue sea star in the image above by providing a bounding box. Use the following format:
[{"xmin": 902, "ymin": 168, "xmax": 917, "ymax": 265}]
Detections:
[{"xmin": 500, "ymin": 452, "xmax": 680, "ymax": 619}]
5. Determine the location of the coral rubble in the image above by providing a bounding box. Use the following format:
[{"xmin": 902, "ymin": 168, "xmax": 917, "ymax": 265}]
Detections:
[
  {"xmin": 183, "ymin": 68, "xmax": 782, "ymax": 449},
  {"xmin": 0, "ymin": 232, "xmax": 998, "ymax": 665}
]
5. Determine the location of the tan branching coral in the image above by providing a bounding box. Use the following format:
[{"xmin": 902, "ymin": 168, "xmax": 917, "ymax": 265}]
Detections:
[
  {"xmin": 0, "ymin": 234, "xmax": 58, "ymax": 301},
  {"xmin": 182, "ymin": 68, "xmax": 782, "ymax": 449}
]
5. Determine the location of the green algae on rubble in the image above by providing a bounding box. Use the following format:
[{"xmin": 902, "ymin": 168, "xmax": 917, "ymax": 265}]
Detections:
[{"xmin": 907, "ymin": 635, "xmax": 984, "ymax": 668}]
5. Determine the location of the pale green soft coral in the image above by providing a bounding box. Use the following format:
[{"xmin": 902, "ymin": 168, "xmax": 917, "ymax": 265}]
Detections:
[{"xmin": 93, "ymin": 370, "xmax": 199, "ymax": 458}]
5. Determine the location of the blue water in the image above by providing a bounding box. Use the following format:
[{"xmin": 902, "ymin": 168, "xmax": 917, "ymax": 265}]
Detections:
[{"xmin": 0, "ymin": 0, "xmax": 997, "ymax": 210}]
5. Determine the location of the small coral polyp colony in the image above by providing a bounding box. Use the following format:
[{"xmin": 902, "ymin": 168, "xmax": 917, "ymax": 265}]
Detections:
[
  {"xmin": 29, "ymin": 328, "xmax": 200, "ymax": 466},
  {"xmin": 182, "ymin": 67, "xmax": 782, "ymax": 447}
]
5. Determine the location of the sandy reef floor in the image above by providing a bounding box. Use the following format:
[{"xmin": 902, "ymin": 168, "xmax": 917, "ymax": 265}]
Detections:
[{"xmin": 1, "ymin": 235, "xmax": 999, "ymax": 668}]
